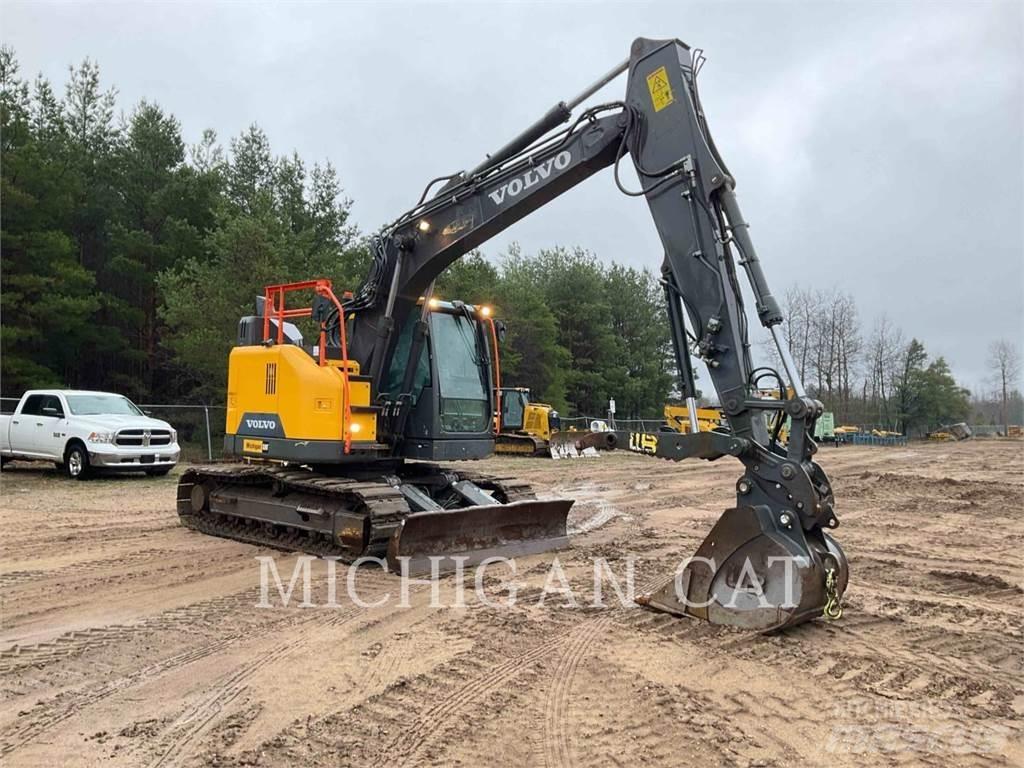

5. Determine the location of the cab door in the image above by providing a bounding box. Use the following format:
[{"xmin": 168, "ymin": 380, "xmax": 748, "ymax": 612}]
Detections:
[
  {"xmin": 500, "ymin": 390, "xmax": 528, "ymax": 432},
  {"xmin": 32, "ymin": 395, "xmax": 67, "ymax": 458},
  {"xmin": 10, "ymin": 395, "xmax": 47, "ymax": 457}
]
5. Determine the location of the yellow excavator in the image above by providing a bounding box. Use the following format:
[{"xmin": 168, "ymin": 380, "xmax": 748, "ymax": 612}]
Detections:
[
  {"xmin": 178, "ymin": 37, "xmax": 848, "ymax": 631},
  {"xmin": 664, "ymin": 403, "xmax": 729, "ymax": 434}
]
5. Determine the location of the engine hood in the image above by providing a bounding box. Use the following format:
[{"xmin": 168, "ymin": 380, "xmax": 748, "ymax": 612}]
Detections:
[{"xmin": 73, "ymin": 414, "xmax": 174, "ymax": 432}]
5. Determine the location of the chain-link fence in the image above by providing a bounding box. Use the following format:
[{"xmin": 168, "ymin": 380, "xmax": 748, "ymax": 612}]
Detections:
[
  {"xmin": 3, "ymin": 394, "xmax": 1013, "ymax": 461},
  {"xmin": 138, "ymin": 404, "xmax": 226, "ymax": 462},
  {"xmin": 559, "ymin": 415, "xmax": 667, "ymax": 433},
  {"xmin": 0, "ymin": 397, "xmax": 225, "ymax": 462}
]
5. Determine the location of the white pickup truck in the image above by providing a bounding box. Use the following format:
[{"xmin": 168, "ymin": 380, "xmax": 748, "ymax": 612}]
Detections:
[{"xmin": 0, "ymin": 390, "xmax": 180, "ymax": 479}]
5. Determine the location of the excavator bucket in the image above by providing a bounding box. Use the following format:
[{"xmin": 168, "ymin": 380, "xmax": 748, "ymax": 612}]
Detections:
[
  {"xmin": 387, "ymin": 498, "xmax": 573, "ymax": 575},
  {"xmin": 639, "ymin": 506, "xmax": 849, "ymax": 632}
]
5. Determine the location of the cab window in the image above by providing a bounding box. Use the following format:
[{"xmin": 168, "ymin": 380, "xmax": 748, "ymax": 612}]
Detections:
[
  {"xmin": 431, "ymin": 312, "xmax": 490, "ymax": 433},
  {"xmin": 40, "ymin": 395, "xmax": 64, "ymax": 417},
  {"xmin": 20, "ymin": 395, "xmax": 45, "ymax": 416},
  {"xmin": 501, "ymin": 391, "xmax": 527, "ymax": 430}
]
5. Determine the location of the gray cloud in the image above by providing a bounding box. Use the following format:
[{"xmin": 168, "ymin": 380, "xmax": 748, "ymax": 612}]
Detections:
[{"xmin": 3, "ymin": 0, "xmax": 1021, "ymax": 390}]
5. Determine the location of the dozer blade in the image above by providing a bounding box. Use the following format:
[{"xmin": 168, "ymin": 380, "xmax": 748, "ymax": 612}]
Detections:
[
  {"xmin": 548, "ymin": 431, "xmax": 616, "ymax": 459},
  {"xmin": 387, "ymin": 498, "xmax": 574, "ymax": 575},
  {"xmin": 640, "ymin": 506, "xmax": 849, "ymax": 632}
]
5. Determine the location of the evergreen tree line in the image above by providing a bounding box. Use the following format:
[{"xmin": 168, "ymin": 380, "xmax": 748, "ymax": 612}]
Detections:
[
  {"xmin": 5, "ymin": 51, "xmax": 1011, "ymax": 431},
  {"xmin": 0, "ymin": 51, "xmax": 671, "ymax": 418}
]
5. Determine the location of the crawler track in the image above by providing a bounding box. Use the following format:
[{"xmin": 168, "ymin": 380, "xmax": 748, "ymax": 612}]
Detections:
[{"xmin": 177, "ymin": 463, "xmax": 536, "ymax": 560}]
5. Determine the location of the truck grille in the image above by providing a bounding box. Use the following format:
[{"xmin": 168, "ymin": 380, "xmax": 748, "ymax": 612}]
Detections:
[{"xmin": 115, "ymin": 429, "xmax": 172, "ymax": 447}]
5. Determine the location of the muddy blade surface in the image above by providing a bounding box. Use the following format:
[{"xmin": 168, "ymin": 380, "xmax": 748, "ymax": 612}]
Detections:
[
  {"xmin": 642, "ymin": 506, "xmax": 849, "ymax": 632},
  {"xmin": 387, "ymin": 499, "xmax": 573, "ymax": 575}
]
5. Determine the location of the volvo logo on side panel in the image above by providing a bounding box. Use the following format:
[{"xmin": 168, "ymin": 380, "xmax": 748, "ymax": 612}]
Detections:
[{"xmin": 238, "ymin": 412, "xmax": 285, "ymax": 437}]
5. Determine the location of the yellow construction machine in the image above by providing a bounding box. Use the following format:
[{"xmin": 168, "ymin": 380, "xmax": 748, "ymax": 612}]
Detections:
[
  {"xmin": 494, "ymin": 387, "xmax": 610, "ymax": 458},
  {"xmin": 665, "ymin": 391, "xmax": 791, "ymax": 445},
  {"xmin": 663, "ymin": 403, "xmax": 729, "ymax": 434},
  {"xmin": 927, "ymin": 423, "xmax": 972, "ymax": 441},
  {"xmin": 178, "ymin": 37, "xmax": 848, "ymax": 631},
  {"xmin": 495, "ymin": 387, "xmax": 559, "ymax": 455}
]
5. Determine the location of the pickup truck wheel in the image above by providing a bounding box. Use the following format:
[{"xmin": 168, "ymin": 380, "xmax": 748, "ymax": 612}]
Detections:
[{"xmin": 65, "ymin": 443, "xmax": 91, "ymax": 480}]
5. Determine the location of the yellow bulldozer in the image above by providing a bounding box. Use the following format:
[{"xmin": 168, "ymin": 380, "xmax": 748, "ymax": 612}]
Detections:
[
  {"xmin": 927, "ymin": 423, "xmax": 973, "ymax": 441},
  {"xmin": 494, "ymin": 387, "xmax": 611, "ymax": 458},
  {"xmin": 496, "ymin": 387, "xmax": 558, "ymax": 455}
]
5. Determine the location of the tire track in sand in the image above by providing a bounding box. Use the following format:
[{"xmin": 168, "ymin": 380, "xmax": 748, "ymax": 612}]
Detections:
[
  {"xmin": 387, "ymin": 624, "xmax": 577, "ymax": 768},
  {"xmin": 1, "ymin": 578, "xmax": 393, "ymax": 760},
  {"xmin": 537, "ymin": 572, "xmax": 708, "ymax": 768},
  {"xmin": 144, "ymin": 581, "xmax": 412, "ymax": 768},
  {"xmin": 0, "ymin": 589, "xmax": 259, "ymax": 673},
  {"xmin": 542, "ymin": 617, "xmax": 613, "ymax": 768}
]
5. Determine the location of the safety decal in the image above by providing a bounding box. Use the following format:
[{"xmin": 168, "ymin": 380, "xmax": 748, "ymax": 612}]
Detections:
[{"xmin": 646, "ymin": 65, "xmax": 674, "ymax": 112}]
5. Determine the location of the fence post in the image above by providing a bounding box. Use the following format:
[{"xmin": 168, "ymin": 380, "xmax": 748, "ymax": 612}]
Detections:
[{"xmin": 204, "ymin": 405, "xmax": 213, "ymax": 461}]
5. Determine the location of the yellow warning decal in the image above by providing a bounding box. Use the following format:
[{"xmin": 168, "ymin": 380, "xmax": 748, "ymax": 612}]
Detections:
[
  {"xmin": 242, "ymin": 438, "xmax": 266, "ymax": 453},
  {"xmin": 646, "ymin": 65, "xmax": 674, "ymax": 112},
  {"xmin": 628, "ymin": 432, "xmax": 659, "ymax": 456}
]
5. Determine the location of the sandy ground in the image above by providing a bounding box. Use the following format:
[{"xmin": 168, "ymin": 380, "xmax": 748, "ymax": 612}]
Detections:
[{"xmin": 0, "ymin": 441, "xmax": 1021, "ymax": 767}]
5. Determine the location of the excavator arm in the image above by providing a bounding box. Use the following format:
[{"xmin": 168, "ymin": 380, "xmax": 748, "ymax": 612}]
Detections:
[{"xmin": 621, "ymin": 40, "xmax": 850, "ymax": 629}]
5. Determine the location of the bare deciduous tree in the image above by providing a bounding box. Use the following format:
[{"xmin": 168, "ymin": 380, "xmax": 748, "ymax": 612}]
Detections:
[
  {"xmin": 782, "ymin": 284, "xmax": 816, "ymax": 384},
  {"xmin": 865, "ymin": 315, "xmax": 904, "ymax": 427},
  {"xmin": 988, "ymin": 339, "xmax": 1022, "ymax": 434}
]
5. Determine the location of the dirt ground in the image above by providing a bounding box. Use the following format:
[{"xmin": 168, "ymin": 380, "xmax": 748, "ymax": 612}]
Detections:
[{"xmin": 0, "ymin": 441, "xmax": 1021, "ymax": 767}]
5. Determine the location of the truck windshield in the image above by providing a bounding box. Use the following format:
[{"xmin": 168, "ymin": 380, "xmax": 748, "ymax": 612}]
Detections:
[
  {"xmin": 431, "ymin": 312, "xmax": 489, "ymax": 433},
  {"xmin": 66, "ymin": 395, "xmax": 144, "ymax": 416}
]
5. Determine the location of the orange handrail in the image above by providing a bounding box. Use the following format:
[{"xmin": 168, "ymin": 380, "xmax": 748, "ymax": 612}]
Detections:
[
  {"xmin": 488, "ymin": 317, "xmax": 502, "ymax": 433},
  {"xmin": 261, "ymin": 279, "xmax": 353, "ymax": 455},
  {"xmin": 315, "ymin": 283, "xmax": 353, "ymax": 455}
]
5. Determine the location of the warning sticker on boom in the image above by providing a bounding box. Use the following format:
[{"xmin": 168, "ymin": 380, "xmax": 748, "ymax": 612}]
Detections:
[{"xmin": 646, "ymin": 66, "xmax": 674, "ymax": 112}]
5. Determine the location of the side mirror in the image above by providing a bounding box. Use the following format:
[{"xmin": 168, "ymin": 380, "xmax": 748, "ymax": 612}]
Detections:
[{"xmin": 494, "ymin": 320, "xmax": 508, "ymax": 343}]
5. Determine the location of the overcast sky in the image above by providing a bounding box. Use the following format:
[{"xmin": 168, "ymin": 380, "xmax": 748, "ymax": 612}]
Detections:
[{"xmin": 3, "ymin": 0, "xmax": 1022, "ymax": 391}]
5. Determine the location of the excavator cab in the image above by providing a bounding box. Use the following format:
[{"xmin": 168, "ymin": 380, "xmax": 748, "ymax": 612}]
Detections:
[{"xmin": 384, "ymin": 301, "xmax": 497, "ymax": 461}]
